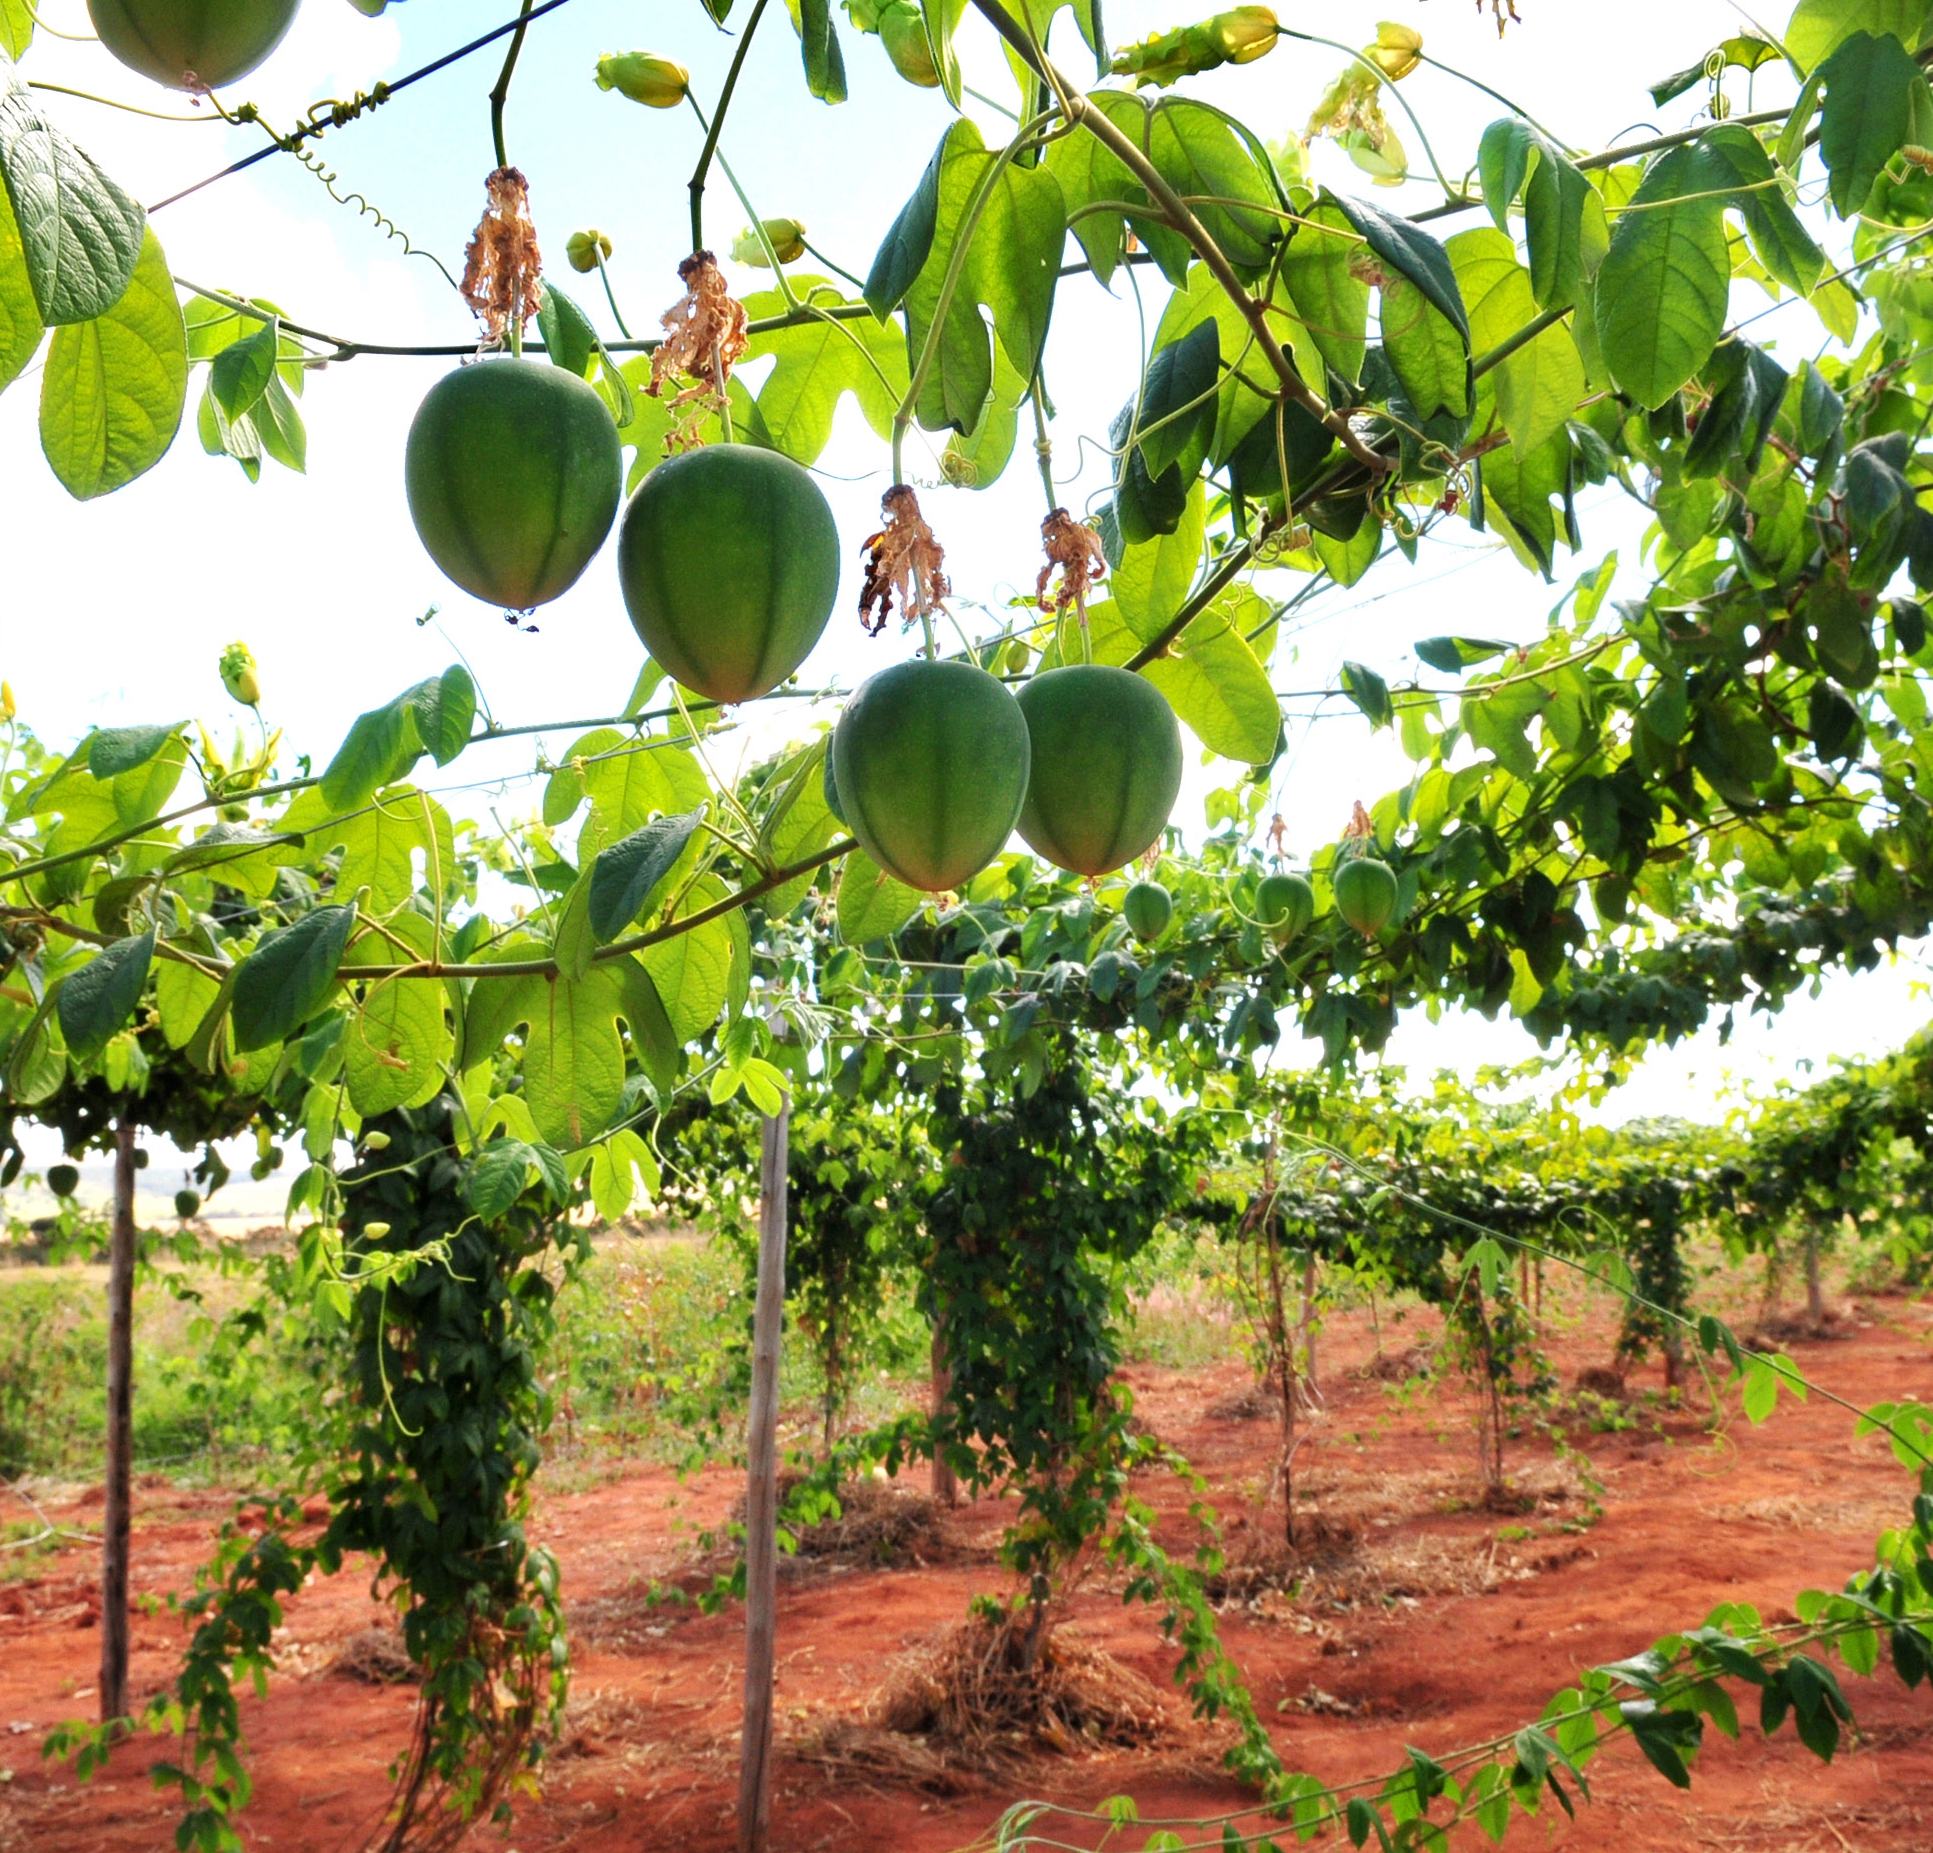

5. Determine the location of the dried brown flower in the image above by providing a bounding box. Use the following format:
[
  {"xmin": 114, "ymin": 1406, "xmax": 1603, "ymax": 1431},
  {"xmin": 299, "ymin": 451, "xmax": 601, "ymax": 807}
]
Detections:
[
  {"xmin": 461, "ymin": 167, "xmax": 543, "ymax": 343},
  {"xmin": 1345, "ymin": 799, "xmax": 1375, "ymax": 840},
  {"xmin": 1480, "ymin": 0, "xmax": 1521, "ymax": 33},
  {"xmin": 858, "ymin": 485, "xmax": 950, "ymax": 637},
  {"xmin": 649, "ymin": 250, "xmax": 751, "ymax": 452},
  {"xmin": 1035, "ymin": 507, "xmax": 1108, "ymax": 628}
]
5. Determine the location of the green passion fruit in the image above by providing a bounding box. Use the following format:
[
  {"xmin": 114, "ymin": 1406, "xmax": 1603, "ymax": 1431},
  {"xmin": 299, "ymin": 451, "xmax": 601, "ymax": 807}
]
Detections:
[
  {"xmin": 1334, "ymin": 856, "xmax": 1398, "ymax": 936},
  {"xmin": 175, "ymin": 1189, "xmax": 202, "ymax": 1220},
  {"xmin": 831, "ymin": 659, "xmax": 1029, "ymax": 893},
  {"xmin": 1256, "ymin": 871, "xmax": 1315, "ymax": 940},
  {"xmin": 405, "ymin": 360, "xmax": 621, "ymax": 613},
  {"xmin": 1014, "ymin": 666, "xmax": 1183, "ymax": 877},
  {"xmin": 1123, "ymin": 879, "xmax": 1173, "ymax": 944},
  {"xmin": 618, "ymin": 445, "xmax": 839, "ymax": 704},
  {"xmin": 87, "ymin": 0, "xmax": 301, "ymax": 91},
  {"xmin": 46, "ymin": 1163, "xmax": 79, "ymax": 1198}
]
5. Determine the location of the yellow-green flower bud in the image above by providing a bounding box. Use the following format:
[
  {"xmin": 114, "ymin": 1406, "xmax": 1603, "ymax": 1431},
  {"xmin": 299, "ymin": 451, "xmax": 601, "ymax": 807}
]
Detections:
[
  {"xmin": 879, "ymin": 1, "xmax": 941, "ymax": 86},
  {"xmin": 1366, "ymin": 21, "xmax": 1422, "ymax": 81},
  {"xmin": 567, "ymin": 228, "xmax": 613, "ymax": 274},
  {"xmin": 219, "ymin": 641, "xmax": 260, "ymax": 708},
  {"xmin": 594, "ymin": 51, "xmax": 690, "ymax": 107},
  {"xmin": 0, "ymin": 680, "xmax": 14, "ymax": 722},
  {"xmin": 731, "ymin": 218, "xmax": 810, "ymax": 267},
  {"xmin": 1212, "ymin": 6, "xmax": 1278, "ymax": 65}
]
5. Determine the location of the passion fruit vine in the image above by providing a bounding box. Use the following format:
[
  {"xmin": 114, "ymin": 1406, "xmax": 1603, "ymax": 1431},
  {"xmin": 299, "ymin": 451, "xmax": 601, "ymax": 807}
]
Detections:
[
  {"xmin": 1014, "ymin": 666, "xmax": 1183, "ymax": 878},
  {"xmin": 831, "ymin": 659, "xmax": 1030, "ymax": 893},
  {"xmin": 405, "ymin": 361, "xmax": 622, "ymax": 612},
  {"xmin": 88, "ymin": 0, "xmax": 301, "ymax": 91},
  {"xmin": 618, "ymin": 445, "xmax": 839, "ymax": 704}
]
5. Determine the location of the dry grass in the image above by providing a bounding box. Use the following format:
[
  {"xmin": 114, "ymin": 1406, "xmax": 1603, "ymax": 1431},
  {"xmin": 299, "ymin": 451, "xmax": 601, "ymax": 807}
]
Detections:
[
  {"xmin": 787, "ymin": 1612, "xmax": 1177, "ymax": 1786},
  {"xmin": 1351, "ymin": 1344, "xmax": 1435, "ymax": 1383},
  {"xmin": 328, "ymin": 1627, "xmax": 418, "ymax": 1685}
]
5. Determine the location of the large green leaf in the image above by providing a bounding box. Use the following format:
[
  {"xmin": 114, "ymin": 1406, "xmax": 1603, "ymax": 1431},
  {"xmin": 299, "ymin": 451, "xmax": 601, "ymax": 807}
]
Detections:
[
  {"xmin": 1592, "ymin": 145, "xmax": 1731, "ymax": 408},
  {"xmin": 1335, "ymin": 195, "xmax": 1469, "ymax": 342},
  {"xmin": 1381, "ymin": 274, "xmax": 1470, "ymax": 424},
  {"xmin": 1150, "ymin": 262, "xmax": 1275, "ymax": 466},
  {"xmin": 1476, "ymin": 120, "xmax": 1605, "ymax": 314},
  {"xmin": 0, "ymin": 2, "xmax": 31, "ymax": 59},
  {"xmin": 797, "ymin": 0, "xmax": 849, "ymax": 102},
  {"xmin": 837, "ymin": 849, "xmax": 922, "ymax": 943},
  {"xmin": 0, "ymin": 50, "xmax": 144, "ymax": 325},
  {"xmin": 941, "ymin": 337, "xmax": 1027, "ymax": 489},
  {"xmin": 57, "ymin": 929, "xmax": 154, "ymax": 1062},
  {"xmin": 1785, "ymin": 0, "xmax": 1929, "ymax": 72},
  {"xmin": 520, "ymin": 967, "xmax": 631, "ymax": 1147},
  {"xmin": 276, "ymin": 784, "xmax": 454, "ymax": 911},
  {"xmin": 0, "ymin": 168, "xmax": 41, "ymax": 394},
  {"xmin": 588, "ymin": 808, "xmax": 705, "ymax": 941},
  {"xmin": 903, "ymin": 120, "xmax": 1063, "ymax": 422},
  {"xmin": 1477, "ymin": 426, "xmax": 1573, "ymax": 579},
  {"xmin": 342, "ymin": 917, "xmax": 450, "ymax": 1114},
  {"xmin": 1113, "ymin": 482, "xmax": 1207, "ymax": 642},
  {"xmin": 865, "ymin": 129, "xmax": 947, "ymax": 316},
  {"xmin": 640, "ymin": 882, "xmax": 733, "ymax": 1042},
  {"xmin": 1449, "ymin": 228, "xmax": 1583, "ymax": 456},
  {"xmin": 1688, "ymin": 127, "xmax": 1824, "ymax": 295},
  {"xmin": 1144, "ymin": 98, "xmax": 1282, "ymax": 279},
  {"xmin": 38, "ymin": 228, "xmax": 186, "ymax": 499},
  {"xmin": 744, "ymin": 278, "xmax": 906, "ymax": 462},
  {"xmin": 232, "ymin": 905, "xmax": 356, "ymax": 1052},
  {"xmin": 1045, "ymin": 89, "xmax": 1189, "ymax": 286},
  {"xmin": 1817, "ymin": 31, "xmax": 1933, "ymax": 217},
  {"xmin": 1280, "ymin": 193, "xmax": 1369, "ymax": 386}
]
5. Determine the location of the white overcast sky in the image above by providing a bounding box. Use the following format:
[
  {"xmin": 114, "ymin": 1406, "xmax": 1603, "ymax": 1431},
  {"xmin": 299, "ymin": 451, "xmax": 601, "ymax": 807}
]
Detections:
[{"xmin": 1, "ymin": 0, "xmax": 1924, "ymax": 1155}]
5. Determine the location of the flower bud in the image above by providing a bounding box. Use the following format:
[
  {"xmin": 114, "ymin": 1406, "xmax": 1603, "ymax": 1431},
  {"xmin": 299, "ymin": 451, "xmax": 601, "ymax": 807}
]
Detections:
[
  {"xmin": 0, "ymin": 680, "xmax": 14, "ymax": 722},
  {"xmin": 1366, "ymin": 20, "xmax": 1423, "ymax": 81},
  {"xmin": 365, "ymin": 1221, "xmax": 392, "ymax": 1239},
  {"xmin": 567, "ymin": 228, "xmax": 613, "ymax": 274},
  {"xmin": 1212, "ymin": 6, "xmax": 1279, "ymax": 65},
  {"xmin": 879, "ymin": 1, "xmax": 941, "ymax": 86},
  {"xmin": 594, "ymin": 51, "xmax": 690, "ymax": 107},
  {"xmin": 362, "ymin": 1130, "xmax": 392, "ymax": 1151},
  {"xmin": 219, "ymin": 640, "xmax": 260, "ymax": 708},
  {"xmin": 731, "ymin": 218, "xmax": 809, "ymax": 267}
]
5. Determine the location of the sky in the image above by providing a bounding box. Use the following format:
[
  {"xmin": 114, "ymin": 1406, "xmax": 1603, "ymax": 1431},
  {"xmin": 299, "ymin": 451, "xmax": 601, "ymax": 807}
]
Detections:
[{"xmin": 2, "ymin": 0, "xmax": 1926, "ymax": 1213}]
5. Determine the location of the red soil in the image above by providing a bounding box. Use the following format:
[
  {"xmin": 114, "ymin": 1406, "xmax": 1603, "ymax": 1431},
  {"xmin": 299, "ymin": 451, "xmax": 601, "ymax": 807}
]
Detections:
[{"xmin": 0, "ymin": 1294, "xmax": 1928, "ymax": 1853}]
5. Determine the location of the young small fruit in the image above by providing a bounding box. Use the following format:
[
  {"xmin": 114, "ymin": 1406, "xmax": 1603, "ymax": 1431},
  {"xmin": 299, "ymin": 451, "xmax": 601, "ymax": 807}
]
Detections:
[
  {"xmin": 219, "ymin": 640, "xmax": 260, "ymax": 707},
  {"xmin": 1334, "ymin": 856, "xmax": 1398, "ymax": 936},
  {"xmin": 831, "ymin": 660, "xmax": 1030, "ymax": 892},
  {"xmin": 618, "ymin": 445, "xmax": 839, "ymax": 703},
  {"xmin": 1255, "ymin": 871, "xmax": 1315, "ymax": 940},
  {"xmin": 46, "ymin": 1163, "xmax": 79, "ymax": 1198},
  {"xmin": 1123, "ymin": 879, "xmax": 1173, "ymax": 944},
  {"xmin": 87, "ymin": 0, "xmax": 301, "ymax": 91},
  {"xmin": 174, "ymin": 1189, "xmax": 201, "ymax": 1220},
  {"xmin": 567, "ymin": 229, "xmax": 613, "ymax": 274},
  {"xmin": 405, "ymin": 360, "xmax": 622, "ymax": 612}
]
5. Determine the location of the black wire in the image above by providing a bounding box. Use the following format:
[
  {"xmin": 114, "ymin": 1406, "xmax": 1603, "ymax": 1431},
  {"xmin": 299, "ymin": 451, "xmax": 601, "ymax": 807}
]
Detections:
[{"xmin": 146, "ymin": 0, "xmax": 585, "ymax": 215}]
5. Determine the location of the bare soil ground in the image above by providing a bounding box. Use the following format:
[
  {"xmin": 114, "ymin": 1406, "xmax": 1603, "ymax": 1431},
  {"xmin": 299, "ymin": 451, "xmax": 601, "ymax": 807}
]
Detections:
[{"xmin": 0, "ymin": 1293, "xmax": 1927, "ymax": 1853}]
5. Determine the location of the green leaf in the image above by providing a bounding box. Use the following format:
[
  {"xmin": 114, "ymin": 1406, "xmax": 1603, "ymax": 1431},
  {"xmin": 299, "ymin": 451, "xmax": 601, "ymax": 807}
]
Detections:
[
  {"xmin": 1381, "ymin": 272, "xmax": 1471, "ymax": 424},
  {"xmin": 320, "ymin": 697, "xmax": 420, "ymax": 812},
  {"xmin": 1135, "ymin": 318, "xmax": 1219, "ymax": 481},
  {"xmin": 588, "ymin": 808, "xmax": 705, "ymax": 941},
  {"xmin": 405, "ymin": 666, "xmax": 476, "ymax": 769},
  {"xmin": 1341, "ymin": 661, "xmax": 1393, "ymax": 730},
  {"xmin": 837, "ymin": 849, "xmax": 922, "ymax": 943},
  {"xmin": 0, "ymin": 50, "xmax": 145, "ymax": 325},
  {"xmin": 1151, "ymin": 261, "xmax": 1275, "ymax": 465},
  {"xmin": 254, "ymin": 369, "xmax": 306, "ymax": 472},
  {"xmin": 1145, "ymin": 98, "xmax": 1282, "ymax": 280},
  {"xmin": 1336, "ymin": 195, "xmax": 1468, "ymax": 342},
  {"xmin": 1113, "ymin": 482, "xmax": 1206, "ymax": 641},
  {"xmin": 57, "ymin": 929, "xmax": 154, "ymax": 1062},
  {"xmin": 342, "ymin": 929, "xmax": 450, "ymax": 1115},
  {"xmin": 1045, "ymin": 89, "xmax": 1189, "ymax": 286},
  {"xmin": 469, "ymin": 1139, "xmax": 539, "ymax": 1219},
  {"xmin": 1786, "ymin": 0, "xmax": 1929, "ymax": 73},
  {"xmin": 940, "ymin": 337, "xmax": 1026, "ymax": 488},
  {"xmin": 1592, "ymin": 145, "xmax": 1730, "ymax": 408},
  {"xmin": 0, "ymin": 1, "xmax": 31, "ymax": 59},
  {"xmin": 232, "ymin": 904, "xmax": 356, "ymax": 1052},
  {"xmin": 1690, "ymin": 127, "xmax": 1824, "ymax": 295},
  {"xmin": 38, "ymin": 227, "xmax": 187, "ymax": 499},
  {"xmin": 744, "ymin": 277, "xmax": 906, "ymax": 463},
  {"xmin": 919, "ymin": 0, "xmax": 968, "ymax": 106},
  {"xmin": 155, "ymin": 956, "xmax": 220, "ymax": 1050},
  {"xmin": 1450, "ymin": 226, "xmax": 1583, "ymax": 455},
  {"xmin": 1280, "ymin": 192, "xmax": 1369, "ymax": 385},
  {"xmin": 209, "ymin": 313, "xmax": 278, "ymax": 422},
  {"xmin": 164, "ymin": 823, "xmax": 303, "ymax": 876},
  {"xmin": 537, "ymin": 279, "xmax": 597, "ymax": 378},
  {"xmin": 1817, "ymin": 31, "xmax": 1933, "ymax": 218},
  {"xmin": 865, "ymin": 129, "xmax": 947, "ymax": 317},
  {"xmin": 903, "ymin": 119, "xmax": 994, "ymax": 433},
  {"xmin": 639, "ymin": 882, "xmax": 734, "ymax": 1042},
  {"xmin": 798, "ymin": 0, "xmax": 849, "ymax": 103},
  {"xmin": 276, "ymin": 784, "xmax": 453, "ymax": 912},
  {"xmin": 0, "ymin": 166, "xmax": 42, "ymax": 394},
  {"xmin": 86, "ymin": 721, "xmax": 183, "ymax": 779}
]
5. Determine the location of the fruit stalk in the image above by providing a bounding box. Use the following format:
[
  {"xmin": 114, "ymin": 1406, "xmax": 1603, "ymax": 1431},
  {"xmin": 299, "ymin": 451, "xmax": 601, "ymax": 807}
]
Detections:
[
  {"xmin": 690, "ymin": 0, "xmax": 774, "ymax": 253},
  {"xmin": 488, "ymin": 0, "xmax": 537, "ymax": 171}
]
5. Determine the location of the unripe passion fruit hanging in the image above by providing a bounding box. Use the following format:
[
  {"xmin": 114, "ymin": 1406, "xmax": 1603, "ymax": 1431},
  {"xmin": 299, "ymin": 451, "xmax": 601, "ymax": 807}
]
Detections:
[
  {"xmin": 1334, "ymin": 856, "xmax": 1398, "ymax": 936},
  {"xmin": 832, "ymin": 660, "xmax": 1030, "ymax": 893},
  {"xmin": 46, "ymin": 1163, "xmax": 79, "ymax": 1198},
  {"xmin": 405, "ymin": 361, "xmax": 622, "ymax": 611},
  {"xmin": 1123, "ymin": 879, "xmax": 1173, "ymax": 944},
  {"xmin": 618, "ymin": 445, "xmax": 840, "ymax": 703},
  {"xmin": 1256, "ymin": 871, "xmax": 1314, "ymax": 940},
  {"xmin": 87, "ymin": 0, "xmax": 301, "ymax": 90},
  {"xmin": 1013, "ymin": 666, "xmax": 1183, "ymax": 877}
]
